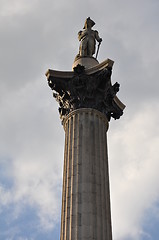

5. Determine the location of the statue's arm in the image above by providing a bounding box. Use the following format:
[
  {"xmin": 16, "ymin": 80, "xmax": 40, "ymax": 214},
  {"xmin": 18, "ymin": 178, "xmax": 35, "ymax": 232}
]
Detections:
[
  {"xmin": 95, "ymin": 30, "xmax": 102, "ymax": 43},
  {"xmin": 78, "ymin": 31, "xmax": 83, "ymax": 41}
]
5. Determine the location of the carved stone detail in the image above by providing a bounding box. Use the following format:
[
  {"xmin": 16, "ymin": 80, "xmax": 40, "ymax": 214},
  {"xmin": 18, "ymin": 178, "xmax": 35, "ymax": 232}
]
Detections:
[{"xmin": 47, "ymin": 64, "xmax": 124, "ymax": 123}]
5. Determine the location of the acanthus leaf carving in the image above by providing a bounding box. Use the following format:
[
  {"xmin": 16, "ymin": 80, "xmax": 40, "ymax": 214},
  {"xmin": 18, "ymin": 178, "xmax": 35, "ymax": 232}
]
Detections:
[{"xmin": 47, "ymin": 65, "xmax": 124, "ymax": 123}]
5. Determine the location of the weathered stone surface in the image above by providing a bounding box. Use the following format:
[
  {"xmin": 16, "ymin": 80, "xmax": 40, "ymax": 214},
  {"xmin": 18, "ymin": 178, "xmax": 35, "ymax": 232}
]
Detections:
[
  {"xmin": 46, "ymin": 59, "xmax": 125, "ymax": 123},
  {"xmin": 77, "ymin": 17, "xmax": 102, "ymax": 58},
  {"xmin": 72, "ymin": 56, "xmax": 99, "ymax": 70},
  {"xmin": 60, "ymin": 109, "xmax": 112, "ymax": 240}
]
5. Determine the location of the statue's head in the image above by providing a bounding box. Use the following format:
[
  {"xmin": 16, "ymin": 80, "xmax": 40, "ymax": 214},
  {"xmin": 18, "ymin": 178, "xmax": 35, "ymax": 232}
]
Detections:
[{"xmin": 83, "ymin": 17, "xmax": 95, "ymax": 29}]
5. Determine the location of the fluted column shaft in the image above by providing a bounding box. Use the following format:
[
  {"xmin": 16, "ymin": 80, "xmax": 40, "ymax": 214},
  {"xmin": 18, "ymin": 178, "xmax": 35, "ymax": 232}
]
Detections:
[{"xmin": 60, "ymin": 108, "xmax": 112, "ymax": 240}]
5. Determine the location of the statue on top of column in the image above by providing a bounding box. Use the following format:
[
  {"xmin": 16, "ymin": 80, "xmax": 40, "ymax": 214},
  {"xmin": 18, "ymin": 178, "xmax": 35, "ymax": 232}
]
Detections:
[{"xmin": 77, "ymin": 17, "xmax": 102, "ymax": 58}]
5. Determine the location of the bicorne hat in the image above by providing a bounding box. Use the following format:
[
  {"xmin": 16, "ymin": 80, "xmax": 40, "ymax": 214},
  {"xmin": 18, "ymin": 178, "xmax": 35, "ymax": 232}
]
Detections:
[{"xmin": 83, "ymin": 17, "xmax": 95, "ymax": 29}]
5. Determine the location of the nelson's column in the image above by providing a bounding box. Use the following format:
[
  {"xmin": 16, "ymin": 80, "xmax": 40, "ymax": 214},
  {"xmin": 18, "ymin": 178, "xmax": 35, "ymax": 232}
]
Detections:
[{"xmin": 46, "ymin": 17, "xmax": 125, "ymax": 240}]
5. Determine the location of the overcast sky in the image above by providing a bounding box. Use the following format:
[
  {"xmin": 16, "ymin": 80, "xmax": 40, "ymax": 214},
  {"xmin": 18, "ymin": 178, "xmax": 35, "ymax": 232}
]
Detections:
[{"xmin": 0, "ymin": 0, "xmax": 159, "ymax": 240}]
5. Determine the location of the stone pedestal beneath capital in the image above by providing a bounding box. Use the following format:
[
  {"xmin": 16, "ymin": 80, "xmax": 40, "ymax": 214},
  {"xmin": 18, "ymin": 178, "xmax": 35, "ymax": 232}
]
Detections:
[
  {"xmin": 60, "ymin": 108, "xmax": 112, "ymax": 240},
  {"xmin": 72, "ymin": 56, "xmax": 99, "ymax": 70}
]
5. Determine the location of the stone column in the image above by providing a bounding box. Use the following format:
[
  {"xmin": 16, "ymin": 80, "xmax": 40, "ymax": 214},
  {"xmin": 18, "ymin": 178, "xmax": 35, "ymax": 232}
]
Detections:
[
  {"xmin": 60, "ymin": 108, "xmax": 112, "ymax": 240},
  {"xmin": 46, "ymin": 58, "xmax": 125, "ymax": 240}
]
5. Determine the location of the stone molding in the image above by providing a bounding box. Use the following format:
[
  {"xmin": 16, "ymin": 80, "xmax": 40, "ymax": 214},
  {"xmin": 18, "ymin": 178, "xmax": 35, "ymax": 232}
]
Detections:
[
  {"xmin": 45, "ymin": 58, "xmax": 113, "ymax": 79},
  {"xmin": 72, "ymin": 56, "xmax": 99, "ymax": 70},
  {"xmin": 63, "ymin": 108, "xmax": 109, "ymax": 132}
]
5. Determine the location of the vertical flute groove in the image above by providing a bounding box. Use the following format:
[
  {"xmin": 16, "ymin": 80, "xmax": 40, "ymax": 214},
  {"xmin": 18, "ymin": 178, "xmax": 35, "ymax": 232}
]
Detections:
[
  {"xmin": 65, "ymin": 118, "xmax": 72, "ymax": 240},
  {"xmin": 99, "ymin": 115, "xmax": 102, "ymax": 240},
  {"xmin": 102, "ymin": 121, "xmax": 106, "ymax": 239},
  {"xmin": 99, "ymin": 118, "xmax": 103, "ymax": 240},
  {"xmin": 60, "ymin": 121, "xmax": 68, "ymax": 240},
  {"xmin": 69, "ymin": 115, "xmax": 75, "ymax": 239},
  {"xmin": 75, "ymin": 113, "xmax": 80, "ymax": 239},
  {"xmin": 74, "ymin": 113, "xmax": 78, "ymax": 239}
]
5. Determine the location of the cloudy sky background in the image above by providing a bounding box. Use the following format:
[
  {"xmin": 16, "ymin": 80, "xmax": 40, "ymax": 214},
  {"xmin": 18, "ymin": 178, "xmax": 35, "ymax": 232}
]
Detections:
[{"xmin": 0, "ymin": 0, "xmax": 159, "ymax": 239}]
